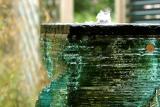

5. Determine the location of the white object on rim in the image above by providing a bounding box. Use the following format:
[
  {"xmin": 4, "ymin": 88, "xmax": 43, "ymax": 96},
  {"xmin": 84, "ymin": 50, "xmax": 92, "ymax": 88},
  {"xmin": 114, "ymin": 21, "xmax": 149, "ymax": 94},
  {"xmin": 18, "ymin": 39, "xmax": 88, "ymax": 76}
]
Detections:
[{"xmin": 96, "ymin": 9, "xmax": 111, "ymax": 24}]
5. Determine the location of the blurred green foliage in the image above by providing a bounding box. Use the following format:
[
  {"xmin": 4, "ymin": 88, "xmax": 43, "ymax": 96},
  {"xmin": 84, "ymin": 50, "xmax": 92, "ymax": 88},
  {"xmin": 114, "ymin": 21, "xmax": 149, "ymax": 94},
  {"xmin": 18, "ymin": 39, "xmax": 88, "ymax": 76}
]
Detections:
[
  {"xmin": 0, "ymin": 1, "xmax": 33, "ymax": 107},
  {"xmin": 74, "ymin": 0, "xmax": 115, "ymax": 22}
]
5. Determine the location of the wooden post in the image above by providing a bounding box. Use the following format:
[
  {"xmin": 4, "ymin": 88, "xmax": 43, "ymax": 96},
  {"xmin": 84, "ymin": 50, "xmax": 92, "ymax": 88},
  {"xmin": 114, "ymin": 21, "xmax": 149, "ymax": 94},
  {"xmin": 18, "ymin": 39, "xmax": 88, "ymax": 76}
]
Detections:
[
  {"xmin": 115, "ymin": 0, "xmax": 127, "ymax": 23},
  {"xmin": 60, "ymin": 0, "xmax": 73, "ymax": 23}
]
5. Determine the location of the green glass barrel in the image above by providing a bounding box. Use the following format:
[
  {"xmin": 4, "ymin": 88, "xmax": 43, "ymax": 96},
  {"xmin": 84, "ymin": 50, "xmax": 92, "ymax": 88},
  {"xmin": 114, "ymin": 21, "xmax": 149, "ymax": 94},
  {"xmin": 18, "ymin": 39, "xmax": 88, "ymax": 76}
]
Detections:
[{"xmin": 36, "ymin": 24, "xmax": 160, "ymax": 107}]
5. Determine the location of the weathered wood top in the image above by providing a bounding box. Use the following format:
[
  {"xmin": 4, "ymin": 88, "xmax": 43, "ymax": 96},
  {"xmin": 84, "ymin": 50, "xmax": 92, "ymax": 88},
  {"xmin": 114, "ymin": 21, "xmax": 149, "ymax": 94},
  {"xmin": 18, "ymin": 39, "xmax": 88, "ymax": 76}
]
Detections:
[{"xmin": 41, "ymin": 23, "xmax": 160, "ymax": 35}]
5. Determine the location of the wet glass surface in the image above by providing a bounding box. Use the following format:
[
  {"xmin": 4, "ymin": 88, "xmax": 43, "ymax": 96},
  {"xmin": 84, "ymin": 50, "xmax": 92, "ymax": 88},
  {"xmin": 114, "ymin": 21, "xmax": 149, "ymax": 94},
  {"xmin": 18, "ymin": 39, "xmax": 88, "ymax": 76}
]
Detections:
[{"xmin": 36, "ymin": 24, "xmax": 160, "ymax": 107}]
